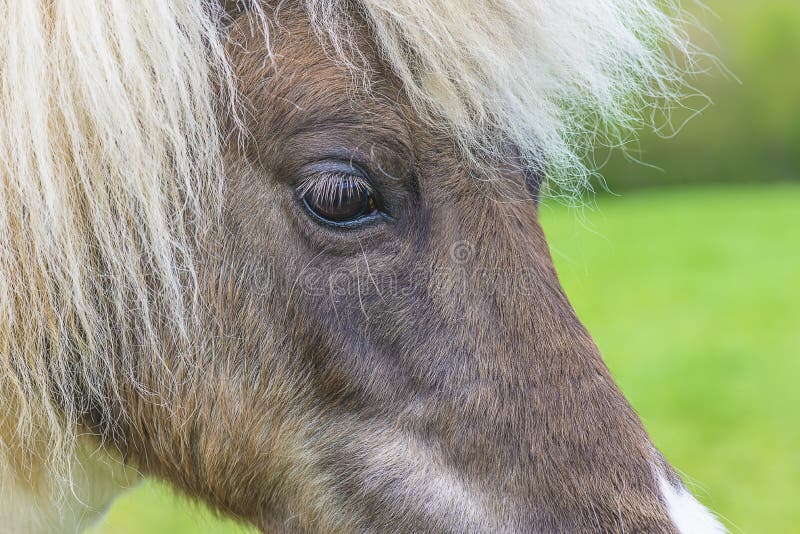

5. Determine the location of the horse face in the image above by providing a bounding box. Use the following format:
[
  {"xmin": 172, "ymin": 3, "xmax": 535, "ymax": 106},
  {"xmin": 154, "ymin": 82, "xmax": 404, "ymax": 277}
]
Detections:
[{"xmin": 112, "ymin": 5, "xmax": 682, "ymax": 532}]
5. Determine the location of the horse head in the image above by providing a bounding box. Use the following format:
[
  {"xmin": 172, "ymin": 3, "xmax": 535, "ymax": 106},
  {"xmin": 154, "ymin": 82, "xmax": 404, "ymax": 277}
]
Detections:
[{"xmin": 0, "ymin": 1, "xmax": 724, "ymax": 532}]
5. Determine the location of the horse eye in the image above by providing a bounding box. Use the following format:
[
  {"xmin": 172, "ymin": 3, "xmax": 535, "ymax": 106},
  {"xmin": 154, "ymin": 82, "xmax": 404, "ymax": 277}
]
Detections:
[{"xmin": 300, "ymin": 174, "xmax": 376, "ymax": 225}]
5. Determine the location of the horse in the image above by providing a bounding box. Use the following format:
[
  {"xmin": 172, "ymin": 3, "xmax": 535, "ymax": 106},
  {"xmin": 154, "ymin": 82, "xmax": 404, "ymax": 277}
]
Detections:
[{"xmin": 0, "ymin": 0, "xmax": 725, "ymax": 532}]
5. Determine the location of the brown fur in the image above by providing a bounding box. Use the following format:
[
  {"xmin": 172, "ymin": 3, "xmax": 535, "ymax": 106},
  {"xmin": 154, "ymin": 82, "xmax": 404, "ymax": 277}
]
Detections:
[{"xmin": 75, "ymin": 4, "xmax": 681, "ymax": 532}]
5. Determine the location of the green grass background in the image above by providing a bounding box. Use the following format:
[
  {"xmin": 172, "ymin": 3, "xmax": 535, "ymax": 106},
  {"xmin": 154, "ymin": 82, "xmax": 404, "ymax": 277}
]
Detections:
[
  {"xmin": 92, "ymin": 185, "xmax": 800, "ymax": 533},
  {"xmin": 542, "ymin": 186, "xmax": 800, "ymax": 534}
]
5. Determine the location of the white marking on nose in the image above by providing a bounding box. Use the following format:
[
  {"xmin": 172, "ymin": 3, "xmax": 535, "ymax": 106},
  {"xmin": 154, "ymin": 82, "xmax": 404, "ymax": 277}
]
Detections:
[{"xmin": 657, "ymin": 475, "xmax": 726, "ymax": 533}]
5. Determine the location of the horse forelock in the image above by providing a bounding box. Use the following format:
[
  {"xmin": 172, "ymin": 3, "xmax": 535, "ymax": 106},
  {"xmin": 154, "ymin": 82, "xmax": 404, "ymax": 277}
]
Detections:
[
  {"xmin": 1, "ymin": 0, "xmax": 697, "ymax": 499},
  {"xmin": 308, "ymin": 0, "xmax": 700, "ymax": 197}
]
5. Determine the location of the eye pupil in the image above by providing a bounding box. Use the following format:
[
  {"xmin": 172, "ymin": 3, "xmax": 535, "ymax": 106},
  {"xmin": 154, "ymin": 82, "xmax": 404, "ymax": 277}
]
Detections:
[{"xmin": 302, "ymin": 179, "xmax": 373, "ymax": 224}]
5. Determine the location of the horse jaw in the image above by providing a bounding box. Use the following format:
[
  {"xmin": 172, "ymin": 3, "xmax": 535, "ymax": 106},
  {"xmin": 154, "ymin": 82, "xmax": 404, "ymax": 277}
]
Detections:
[{"xmin": 0, "ymin": 439, "xmax": 140, "ymax": 533}]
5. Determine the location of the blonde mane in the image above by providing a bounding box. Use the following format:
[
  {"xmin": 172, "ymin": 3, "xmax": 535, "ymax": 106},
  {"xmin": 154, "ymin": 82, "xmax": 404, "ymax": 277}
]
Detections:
[
  {"xmin": 0, "ymin": 0, "xmax": 228, "ymax": 477},
  {"xmin": 0, "ymin": 0, "xmax": 695, "ymax": 481}
]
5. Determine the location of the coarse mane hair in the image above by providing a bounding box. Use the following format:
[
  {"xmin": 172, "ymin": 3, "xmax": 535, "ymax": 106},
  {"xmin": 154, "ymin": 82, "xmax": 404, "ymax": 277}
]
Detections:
[{"xmin": 0, "ymin": 0, "xmax": 696, "ymax": 479}]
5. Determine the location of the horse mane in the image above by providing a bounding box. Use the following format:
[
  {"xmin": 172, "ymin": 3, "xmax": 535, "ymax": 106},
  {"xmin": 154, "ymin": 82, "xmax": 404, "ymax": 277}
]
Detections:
[
  {"xmin": 0, "ymin": 0, "xmax": 228, "ymax": 476},
  {"xmin": 0, "ymin": 0, "xmax": 695, "ymax": 478}
]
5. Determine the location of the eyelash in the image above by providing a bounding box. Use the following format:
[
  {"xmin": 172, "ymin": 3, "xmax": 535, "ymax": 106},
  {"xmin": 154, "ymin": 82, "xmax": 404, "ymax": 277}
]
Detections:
[{"xmin": 297, "ymin": 171, "xmax": 373, "ymax": 205}]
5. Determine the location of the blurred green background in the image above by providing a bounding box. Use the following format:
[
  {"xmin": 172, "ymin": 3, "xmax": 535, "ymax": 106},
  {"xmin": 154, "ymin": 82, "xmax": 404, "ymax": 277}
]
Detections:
[
  {"xmin": 599, "ymin": 0, "xmax": 800, "ymax": 191},
  {"xmin": 91, "ymin": 1, "xmax": 799, "ymax": 533}
]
